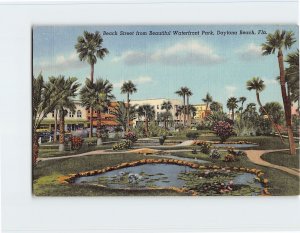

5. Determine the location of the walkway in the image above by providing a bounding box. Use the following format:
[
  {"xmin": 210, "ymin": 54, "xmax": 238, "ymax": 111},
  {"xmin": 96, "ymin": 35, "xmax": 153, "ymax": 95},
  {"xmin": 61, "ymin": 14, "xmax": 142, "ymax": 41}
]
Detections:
[
  {"xmin": 38, "ymin": 148, "xmax": 194, "ymax": 161},
  {"xmin": 246, "ymin": 149, "xmax": 300, "ymax": 177}
]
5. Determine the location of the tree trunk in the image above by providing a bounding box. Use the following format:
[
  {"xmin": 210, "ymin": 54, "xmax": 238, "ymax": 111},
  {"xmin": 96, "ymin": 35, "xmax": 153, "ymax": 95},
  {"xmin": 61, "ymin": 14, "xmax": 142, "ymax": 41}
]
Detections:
[
  {"xmin": 145, "ymin": 116, "xmax": 148, "ymax": 136},
  {"xmin": 90, "ymin": 63, "xmax": 94, "ymax": 83},
  {"xmin": 54, "ymin": 109, "xmax": 58, "ymax": 143},
  {"xmin": 32, "ymin": 131, "xmax": 39, "ymax": 166},
  {"xmin": 59, "ymin": 110, "xmax": 65, "ymax": 152},
  {"xmin": 89, "ymin": 107, "xmax": 93, "ymax": 138},
  {"xmin": 278, "ymin": 50, "xmax": 296, "ymax": 155},
  {"xmin": 127, "ymin": 93, "xmax": 130, "ymax": 132},
  {"xmin": 89, "ymin": 63, "xmax": 94, "ymax": 138},
  {"xmin": 256, "ymin": 92, "xmax": 284, "ymax": 143},
  {"xmin": 187, "ymin": 97, "xmax": 190, "ymax": 126},
  {"xmin": 231, "ymin": 109, "xmax": 234, "ymax": 120},
  {"xmin": 96, "ymin": 110, "xmax": 103, "ymax": 146},
  {"xmin": 183, "ymin": 96, "xmax": 186, "ymax": 127}
]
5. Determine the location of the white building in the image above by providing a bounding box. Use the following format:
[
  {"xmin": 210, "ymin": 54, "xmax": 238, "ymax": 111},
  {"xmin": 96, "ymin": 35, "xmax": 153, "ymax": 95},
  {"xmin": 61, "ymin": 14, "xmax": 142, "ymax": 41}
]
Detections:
[
  {"xmin": 40, "ymin": 100, "xmax": 88, "ymax": 132},
  {"xmin": 131, "ymin": 98, "xmax": 183, "ymax": 127}
]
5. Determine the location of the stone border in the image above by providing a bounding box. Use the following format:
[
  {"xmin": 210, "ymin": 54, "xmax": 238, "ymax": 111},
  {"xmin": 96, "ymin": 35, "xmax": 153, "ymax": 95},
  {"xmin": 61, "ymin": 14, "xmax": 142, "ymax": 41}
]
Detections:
[{"xmin": 57, "ymin": 158, "xmax": 270, "ymax": 196}]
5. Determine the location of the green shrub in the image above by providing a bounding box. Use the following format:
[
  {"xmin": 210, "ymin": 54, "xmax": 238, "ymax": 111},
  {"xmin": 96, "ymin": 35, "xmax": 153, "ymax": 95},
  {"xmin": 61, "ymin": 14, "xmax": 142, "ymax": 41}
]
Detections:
[
  {"xmin": 223, "ymin": 154, "xmax": 236, "ymax": 162},
  {"xmin": 199, "ymin": 142, "xmax": 211, "ymax": 154},
  {"xmin": 210, "ymin": 149, "xmax": 221, "ymax": 160},
  {"xmin": 112, "ymin": 140, "xmax": 133, "ymax": 150}
]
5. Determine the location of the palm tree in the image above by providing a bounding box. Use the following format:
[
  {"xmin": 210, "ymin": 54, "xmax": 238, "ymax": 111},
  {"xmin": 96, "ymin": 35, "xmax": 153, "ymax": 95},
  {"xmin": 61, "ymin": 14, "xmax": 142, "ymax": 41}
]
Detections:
[
  {"xmin": 226, "ymin": 97, "xmax": 238, "ymax": 120},
  {"xmin": 80, "ymin": 78, "xmax": 115, "ymax": 145},
  {"xmin": 210, "ymin": 101, "xmax": 222, "ymax": 112},
  {"xmin": 121, "ymin": 81, "xmax": 137, "ymax": 132},
  {"xmin": 137, "ymin": 104, "xmax": 155, "ymax": 135},
  {"xmin": 161, "ymin": 100, "xmax": 173, "ymax": 129},
  {"xmin": 48, "ymin": 76, "xmax": 80, "ymax": 150},
  {"xmin": 187, "ymin": 105, "xmax": 197, "ymax": 122},
  {"xmin": 239, "ymin": 97, "xmax": 247, "ymax": 112},
  {"xmin": 262, "ymin": 29, "xmax": 296, "ymax": 155},
  {"xmin": 185, "ymin": 88, "xmax": 193, "ymax": 126},
  {"xmin": 175, "ymin": 87, "xmax": 189, "ymax": 127},
  {"xmin": 111, "ymin": 101, "xmax": 137, "ymax": 131},
  {"xmin": 246, "ymin": 77, "xmax": 284, "ymax": 142},
  {"xmin": 202, "ymin": 93, "xmax": 213, "ymax": 117},
  {"xmin": 32, "ymin": 74, "xmax": 63, "ymax": 165},
  {"xmin": 75, "ymin": 31, "xmax": 109, "ymax": 138},
  {"xmin": 175, "ymin": 105, "xmax": 184, "ymax": 124},
  {"xmin": 285, "ymin": 50, "xmax": 299, "ymax": 110}
]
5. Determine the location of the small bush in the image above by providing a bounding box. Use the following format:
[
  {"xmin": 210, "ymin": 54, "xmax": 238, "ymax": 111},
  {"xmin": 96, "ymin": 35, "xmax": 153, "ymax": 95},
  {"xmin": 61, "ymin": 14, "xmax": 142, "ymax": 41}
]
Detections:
[
  {"xmin": 159, "ymin": 135, "xmax": 167, "ymax": 145},
  {"xmin": 199, "ymin": 142, "xmax": 211, "ymax": 154},
  {"xmin": 223, "ymin": 154, "xmax": 236, "ymax": 162},
  {"xmin": 124, "ymin": 131, "xmax": 138, "ymax": 143},
  {"xmin": 210, "ymin": 149, "xmax": 221, "ymax": 160},
  {"xmin": 186, "ymin": 131, "xmax": 199, "ymax": 140},
  {"xmin": 212, "ymin": 121, "xmax": 234, "ymax": 143},
  {"xmin": 70, "ymin": 136, "xmax": 84, "ymax": 150},
  {"xmin": 112, "ymin": 140, "xmax": 133, "ymax": 150}
]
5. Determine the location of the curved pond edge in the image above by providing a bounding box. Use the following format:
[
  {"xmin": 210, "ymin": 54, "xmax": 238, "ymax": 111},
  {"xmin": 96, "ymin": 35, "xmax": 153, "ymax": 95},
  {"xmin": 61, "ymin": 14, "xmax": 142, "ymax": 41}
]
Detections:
[{"xmin": 57, "ymin": 158, "xmax": 270, "ymax": 196}]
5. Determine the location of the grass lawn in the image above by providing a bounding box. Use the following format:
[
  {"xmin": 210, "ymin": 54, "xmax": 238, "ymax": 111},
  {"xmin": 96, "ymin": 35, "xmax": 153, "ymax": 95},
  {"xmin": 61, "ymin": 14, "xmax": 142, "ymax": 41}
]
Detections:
[{"xmin": 261, "ymin": 150, "xmax": 300, "ymax": 169}]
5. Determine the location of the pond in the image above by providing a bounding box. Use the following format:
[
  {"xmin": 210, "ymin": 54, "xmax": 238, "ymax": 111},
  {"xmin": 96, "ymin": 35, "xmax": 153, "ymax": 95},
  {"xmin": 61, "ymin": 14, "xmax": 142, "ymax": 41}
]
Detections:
[{"xmin": 74, "ymin": 164, "xmax": 263, "ymax": 195}]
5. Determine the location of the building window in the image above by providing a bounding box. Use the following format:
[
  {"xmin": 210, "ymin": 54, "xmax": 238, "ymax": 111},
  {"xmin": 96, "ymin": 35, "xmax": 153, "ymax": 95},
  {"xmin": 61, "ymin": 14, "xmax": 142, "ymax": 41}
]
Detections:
[
  {"xmin": 52, "ymin": 111, "xmax": 55, "ymax": 117},
  {"xmin": 157, "ymin": 105, "xmax": 159, "ymax": 109},
  {"xmin": 69, "ymin": 111, "xmax": 74, "ymax": 117},
  {"xmin": 77, "ymin": 110, "xmax": 82, "ymax": 118}
]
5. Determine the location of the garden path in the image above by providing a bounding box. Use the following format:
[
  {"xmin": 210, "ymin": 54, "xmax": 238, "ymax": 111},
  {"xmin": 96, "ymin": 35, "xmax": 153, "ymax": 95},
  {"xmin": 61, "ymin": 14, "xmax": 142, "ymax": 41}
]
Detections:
[{"xmin": 246, "ymin": 149, "xmax": 300, "ymax": 177}]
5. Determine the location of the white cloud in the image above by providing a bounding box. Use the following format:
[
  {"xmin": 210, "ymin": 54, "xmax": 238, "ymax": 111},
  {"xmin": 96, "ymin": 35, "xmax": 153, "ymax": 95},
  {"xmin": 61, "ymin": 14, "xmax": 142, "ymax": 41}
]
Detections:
[
  {"xmin": 225, "ymin": 85, "xmax": 237, "ymax": 97},
  {"xmin": 263, "ymin": 77, "xmax": 278, "ymax": 85},
  {"xmin": 112, "ymin": 40, "xmax": 224, "ymax": 66},
  {"xmin": 236, "ymin": 43, "xmax": 263, "ymax": 61},
  {"xmin": 34, "ymin": 52, "xmax": 85, "ymax": 72},
  {"xmin": 113, "ymin": 75, "xmax": 153, "ymax": 88}
]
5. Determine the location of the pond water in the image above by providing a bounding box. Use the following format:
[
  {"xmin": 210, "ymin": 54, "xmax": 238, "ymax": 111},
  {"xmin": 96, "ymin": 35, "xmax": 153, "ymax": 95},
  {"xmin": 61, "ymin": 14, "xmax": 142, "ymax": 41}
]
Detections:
[
  {"xmin": 74, "ymin": 163, "xmax": 263, "ymax": 195},
  {"xmin": 214, "ymin": 143, "xmax": 258, "ymax": 148}
]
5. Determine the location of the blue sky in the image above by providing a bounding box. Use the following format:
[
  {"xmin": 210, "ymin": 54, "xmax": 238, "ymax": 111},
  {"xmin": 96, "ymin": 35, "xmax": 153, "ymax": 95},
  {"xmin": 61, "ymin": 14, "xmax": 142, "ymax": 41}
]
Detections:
[{"xmin": 33, "ymin": 25, "xmax": 298, "ymax": 110}]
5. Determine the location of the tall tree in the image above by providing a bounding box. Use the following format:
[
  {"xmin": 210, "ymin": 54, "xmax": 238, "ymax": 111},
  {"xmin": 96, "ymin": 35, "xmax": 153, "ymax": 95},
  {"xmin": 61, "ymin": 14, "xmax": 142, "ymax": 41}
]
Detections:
[
  {"xmin": 185, "ymin": 88, "xmax": 193, "ymax": 126},
  {"xmin": 80, "ymin": 78, "xmax": 115, "ymax": 145},
  {"xmin": 121, "ymin": 81, "xmax": 137, "ymax": 132},
  {"xmin": 175, "ymin": 105, "xmax": 185, "ymax": 124},
  {"xmin": 246, "ymin": 77, "xmax": 284, "ymax": 142},
  {"xmin": 226, "ymin": 97, "xmax": 239, "ymax": 120},
  {"xmin": 48, "ymin": 76, "xmax": 80, "ymax": 151},
  {"xmin": 285, "ymin": 50, "xmax": 299, "ymax": 110},
  {"xmin": 202, "ymin": 92, "xmax": 213, "ymax": 117},
  {"xmin": 75, "ymin": 31, "xmax": 109, "ymax": 138},
  {"xmin": 210, "ymin": 101, "xmax": 222, "ymax": 112},
  {"xmin": 137, "ymin": 104, "xmax": 155, "ymax": 135},
  {"xmin": 239, "ymin": 97, "xmax": 247, "ymax": 112},
  {"xmin": 33, "ymin": 74, "xmax": 64, "ymax": 164},
  {"xmin": 175, "ymin": 87, "xmax": 189, "ymax": 127},
  {"xmin": 161, "ymin": 100, "xmax": 173, "ymax": 129},
  {"xmin": 262, "ymin": 29, "xmax": 296, "ymax": 155},
  {"xmin": 260, "ymin": 102, "xmax": 284, "ymax": 126}
]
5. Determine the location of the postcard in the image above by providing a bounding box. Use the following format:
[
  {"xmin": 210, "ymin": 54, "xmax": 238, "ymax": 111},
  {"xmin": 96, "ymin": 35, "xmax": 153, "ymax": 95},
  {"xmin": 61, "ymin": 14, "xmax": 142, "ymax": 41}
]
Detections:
[{"xmin": 32, "ymin": 25, "xmax": 299, "ymax": 196}]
